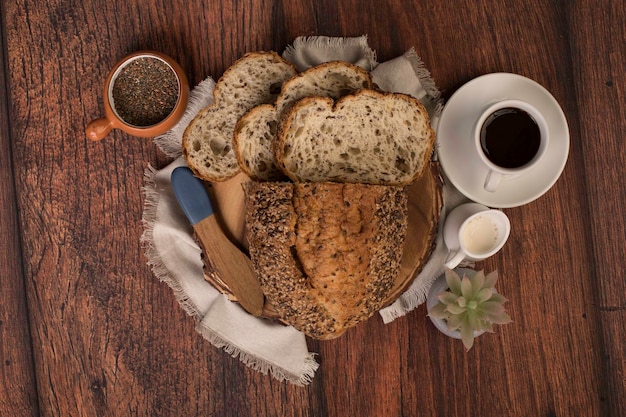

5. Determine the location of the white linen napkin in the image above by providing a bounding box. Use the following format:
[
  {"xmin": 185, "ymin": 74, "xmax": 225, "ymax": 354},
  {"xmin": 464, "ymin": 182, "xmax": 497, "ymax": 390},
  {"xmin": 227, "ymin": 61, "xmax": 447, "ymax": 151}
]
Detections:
[{"xmin": 142, "ymin": 35, "xmax": 464, "ymax": 384}]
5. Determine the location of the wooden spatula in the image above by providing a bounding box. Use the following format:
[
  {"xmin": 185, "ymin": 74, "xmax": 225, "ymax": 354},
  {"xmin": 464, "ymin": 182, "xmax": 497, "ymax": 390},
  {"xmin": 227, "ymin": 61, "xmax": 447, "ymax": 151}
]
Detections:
[{"xmin": 170, "ymin": 167, "xmax": 264, "ymax": 316}]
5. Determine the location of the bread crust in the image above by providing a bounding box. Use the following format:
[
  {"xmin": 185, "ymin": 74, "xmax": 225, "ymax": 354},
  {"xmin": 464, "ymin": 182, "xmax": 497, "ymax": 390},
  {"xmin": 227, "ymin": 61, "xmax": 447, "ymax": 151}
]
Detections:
[{"xmin": 245, "ymin": 181, "xmax": 408, "ymax": 339}]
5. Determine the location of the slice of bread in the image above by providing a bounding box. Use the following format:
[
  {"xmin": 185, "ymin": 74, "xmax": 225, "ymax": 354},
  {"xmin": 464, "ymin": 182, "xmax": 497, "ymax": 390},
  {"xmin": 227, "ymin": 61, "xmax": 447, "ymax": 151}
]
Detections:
[
  {"xmin": 233, "ymin": 61, "xmax": 373, "ymax": 181},
  {"xmin": 233, "ymin": 104, "xmax": 282, "ymax": 181},
  {"xmin": 244, "ymin": 181, "xmax": 408, "ymax": 339},
  {"xmin": 274, "ymin": 61, "xmax": 373, "ymax": 117},
  {"xmin": 275, "ymin": 89, "xmax": 435, "ymax": 185},
  {"xmin": 182, "ymin": 52, "xmax": 297, "ymax": 182}
]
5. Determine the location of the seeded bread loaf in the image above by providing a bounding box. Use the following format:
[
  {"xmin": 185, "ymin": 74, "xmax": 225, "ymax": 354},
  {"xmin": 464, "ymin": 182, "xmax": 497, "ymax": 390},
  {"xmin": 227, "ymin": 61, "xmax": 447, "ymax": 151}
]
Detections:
[
  {"xmin": 182, "ymin": 52, "xmax": 297, "ymax": 182},
  {"xmin": 275, "ymin": 89, "xmax": 435, "ymax": 185},
  {"xmin": 244, "ymin": 181, "xmax": 408, "ymax": 339},
  {"xmin": 233, "ymin": 61, "xmax": 373, "ymax": 181}
]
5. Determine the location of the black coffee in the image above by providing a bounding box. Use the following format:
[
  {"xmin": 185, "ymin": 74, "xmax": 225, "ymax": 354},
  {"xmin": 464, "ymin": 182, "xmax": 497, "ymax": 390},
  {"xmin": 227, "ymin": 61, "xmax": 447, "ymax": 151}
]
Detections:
[{"xmin": 479, "ymin": 107, "xmax": 541, "ymax": 168}]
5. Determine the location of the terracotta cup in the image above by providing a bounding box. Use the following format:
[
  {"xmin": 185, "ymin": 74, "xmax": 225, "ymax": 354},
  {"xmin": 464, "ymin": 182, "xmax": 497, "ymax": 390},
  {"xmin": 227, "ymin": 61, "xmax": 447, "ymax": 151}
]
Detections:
[{"xmin": 86, "ymin": 50, "xmax": 189, "ymax": 141}]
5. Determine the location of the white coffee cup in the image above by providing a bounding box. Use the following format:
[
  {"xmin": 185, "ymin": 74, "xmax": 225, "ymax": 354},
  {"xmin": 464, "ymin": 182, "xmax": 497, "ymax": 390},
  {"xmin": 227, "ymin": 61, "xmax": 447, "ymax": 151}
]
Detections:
[
  {"xmin": 475, "ymin": 99, "xmax": 549, "ymax": 192},
  {"xmin": 443, "ymin": 203, "xmax": 511, "ymax": 269}
]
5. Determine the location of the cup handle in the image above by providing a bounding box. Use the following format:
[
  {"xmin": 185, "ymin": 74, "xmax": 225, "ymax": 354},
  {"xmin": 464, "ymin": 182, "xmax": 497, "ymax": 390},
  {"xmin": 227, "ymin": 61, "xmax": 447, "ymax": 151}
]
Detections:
[
  {"xmin": 484, "ymin": 170, "xmax": 502, "ymax": 192},
  {"xmin": 444, "ymin": 249, "xmax": 466, "ymax": 269},
  {"xmin": 86, "ymin": 117, "xmax": 114, "ymax": 141}
]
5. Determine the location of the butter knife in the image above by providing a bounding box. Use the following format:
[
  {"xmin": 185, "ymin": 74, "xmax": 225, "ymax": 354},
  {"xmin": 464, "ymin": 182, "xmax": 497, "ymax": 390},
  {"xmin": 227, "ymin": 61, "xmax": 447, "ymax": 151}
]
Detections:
[{"xmin": 171, "ymin": 166, "xmax": 264, "ymax": 316}]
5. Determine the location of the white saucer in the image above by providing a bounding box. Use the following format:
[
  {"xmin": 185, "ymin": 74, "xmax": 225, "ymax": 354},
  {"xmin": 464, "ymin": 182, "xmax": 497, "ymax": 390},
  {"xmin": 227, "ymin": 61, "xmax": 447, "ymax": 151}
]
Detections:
[{"xmin": 436, "ymin": 73, "xmax": 570, "ymax": 208}]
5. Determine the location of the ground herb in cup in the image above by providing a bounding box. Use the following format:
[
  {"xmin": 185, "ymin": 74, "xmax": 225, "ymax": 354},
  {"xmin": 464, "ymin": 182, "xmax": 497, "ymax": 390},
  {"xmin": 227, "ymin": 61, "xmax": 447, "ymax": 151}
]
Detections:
[{"xmin": 112, "ymin": 57, "xmax": 179, "ymax": 127}]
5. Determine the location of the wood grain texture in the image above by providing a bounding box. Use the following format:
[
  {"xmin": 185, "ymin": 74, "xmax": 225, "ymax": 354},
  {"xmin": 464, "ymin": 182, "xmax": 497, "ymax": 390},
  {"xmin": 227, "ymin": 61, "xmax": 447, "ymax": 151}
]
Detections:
[
  {"xmin": 0, "ymin": 5, "xmax": 39, "ymax": 414},
  {"xmin": 0, "ymin": 0, "xmax": 624, "ymax": 416},
  {"xmin": 570, "ymin": 1, "xmax": 626, "ymax": 412}
]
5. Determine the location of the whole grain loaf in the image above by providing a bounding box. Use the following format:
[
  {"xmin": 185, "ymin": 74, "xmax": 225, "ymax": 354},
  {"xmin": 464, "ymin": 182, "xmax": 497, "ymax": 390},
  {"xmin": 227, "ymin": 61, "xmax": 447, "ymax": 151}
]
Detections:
[{"xmin": 244, "ymin": 181, "xmax": 408, "ymax": 339}]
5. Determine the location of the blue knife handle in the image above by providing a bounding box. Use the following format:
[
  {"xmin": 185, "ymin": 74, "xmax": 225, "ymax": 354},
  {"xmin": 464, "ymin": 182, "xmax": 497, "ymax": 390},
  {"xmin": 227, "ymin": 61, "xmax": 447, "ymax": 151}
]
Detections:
[{"xmin": 171, "ymin": 167, "xmax": 214, "ymax": 225}]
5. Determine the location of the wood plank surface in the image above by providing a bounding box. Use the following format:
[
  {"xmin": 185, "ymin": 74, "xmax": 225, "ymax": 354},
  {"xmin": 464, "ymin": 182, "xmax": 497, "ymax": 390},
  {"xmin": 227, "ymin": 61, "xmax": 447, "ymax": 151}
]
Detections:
[
  {"xmin": 570, "ymin": 2, "xmax": 626, "ymax": 412},
  {"xmin": 0, "ymin": 4, "xmax": 40, "ymax": 414},
  {"xmin": 0, "ymin": 0, "xmax": 624, "ymax": 416}
]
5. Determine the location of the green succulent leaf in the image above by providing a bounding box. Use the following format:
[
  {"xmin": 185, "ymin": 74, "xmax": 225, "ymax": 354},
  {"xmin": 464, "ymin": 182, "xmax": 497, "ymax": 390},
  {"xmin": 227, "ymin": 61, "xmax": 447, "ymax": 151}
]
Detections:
[
  {"xmin": 484, "ymin": 270, "xmax": 498, "ymax": 289},
  {"xmin": 446, "ymin": 313, "xmax": 464, "ymax": 331},
  {"xmin": 467, "ymin": 310, "xmax": 482, "ymax": 330},
  {"xmin": 471, "ymin": 307, "xmax": 487, "ymax": 321},
  {"xmin": 478, "ymin": 300, "xmax": 506, "ymax": 316},
  {"xmin": 475, "ymin": 287, "xmax": 493, "ymax": 303},
  {"xmin": 489, "ymin": 293, "xmax": 508, "ymax": 304},
  {"xmin": 482, "ymin": 320, "xmax": 494, "ymax": 332},
  {"xmin": 471, "ymin": 270, "xmax": 486, "ymax": 294},
  {"xmin": 445, "ymin": 268, "xmax": 463, "ymax": 294},
  {"xmin": 490, "ymin": 311, "xmax": 513, "ymax": 325},
  {"xmin": 428, "ymin": 302, "xmax": 449, "ymax": 319},
  {"xmin": 461, "ymin": 320, "xmax": 475, "ymax": 351},
  {"xmin": 438, "ymin": 291, "xmax": 459, "ymax": 305},
  {"xmin": 461, "ymin": 275, "xmax": 473, "ymax": 299},
  {"xmin": 446, "ymin": 303, "xmax": 467, "ymax": 315}
]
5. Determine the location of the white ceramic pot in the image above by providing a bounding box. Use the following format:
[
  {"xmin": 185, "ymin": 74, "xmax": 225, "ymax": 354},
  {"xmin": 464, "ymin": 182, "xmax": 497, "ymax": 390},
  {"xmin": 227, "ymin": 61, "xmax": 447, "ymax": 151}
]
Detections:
[{"xmin": 426, "ymin": 268, "xmax": 486, "ymax": 340}]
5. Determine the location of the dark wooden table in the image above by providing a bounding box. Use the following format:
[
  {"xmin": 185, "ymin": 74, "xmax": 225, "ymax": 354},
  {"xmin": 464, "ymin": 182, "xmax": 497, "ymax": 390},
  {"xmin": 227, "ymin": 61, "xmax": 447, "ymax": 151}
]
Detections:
[{"xmin": 1, "ymin": 1, "xmax": 625, "ymax": 416}]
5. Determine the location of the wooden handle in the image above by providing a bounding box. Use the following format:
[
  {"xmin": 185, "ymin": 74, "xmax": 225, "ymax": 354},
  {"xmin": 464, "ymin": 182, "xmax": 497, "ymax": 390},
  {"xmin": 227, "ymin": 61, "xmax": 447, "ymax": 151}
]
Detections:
[
  {"xmin": 85, "ymin": 117, "xmax": 114, "ymax": 141},
  {"xmin": 209, "ymin": 173, "xmax": 251, "ymax": 250},
  {"xmin": 194, "ymin": 215, "xmax": 264, "ymax": 316}
]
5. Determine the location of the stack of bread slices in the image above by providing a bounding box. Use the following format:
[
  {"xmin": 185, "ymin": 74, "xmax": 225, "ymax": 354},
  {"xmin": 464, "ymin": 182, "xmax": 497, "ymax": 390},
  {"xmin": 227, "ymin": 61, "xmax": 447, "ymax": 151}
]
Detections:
[{"xmin": 183, "ymin": 51, "xmax": 435, "ymax": 339}]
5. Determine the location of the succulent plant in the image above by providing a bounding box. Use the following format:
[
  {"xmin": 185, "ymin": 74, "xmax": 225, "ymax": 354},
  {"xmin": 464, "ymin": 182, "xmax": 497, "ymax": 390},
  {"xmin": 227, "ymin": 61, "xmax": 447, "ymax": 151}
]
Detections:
[{"xmin": 428, "ymin": 268, "xmax": 512, "ymax": 350}]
